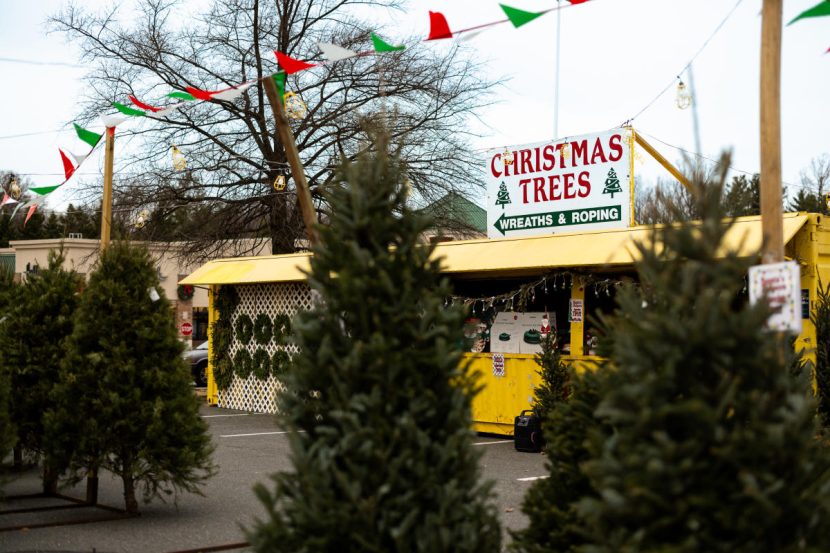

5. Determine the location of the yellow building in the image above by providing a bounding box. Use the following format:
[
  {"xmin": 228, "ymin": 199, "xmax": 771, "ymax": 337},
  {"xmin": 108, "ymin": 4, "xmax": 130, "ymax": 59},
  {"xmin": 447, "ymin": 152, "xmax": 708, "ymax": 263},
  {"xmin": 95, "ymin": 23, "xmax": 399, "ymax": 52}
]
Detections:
[{"xmin": 181, "ymin": 212, "xmax": 828, "ymax": 435}]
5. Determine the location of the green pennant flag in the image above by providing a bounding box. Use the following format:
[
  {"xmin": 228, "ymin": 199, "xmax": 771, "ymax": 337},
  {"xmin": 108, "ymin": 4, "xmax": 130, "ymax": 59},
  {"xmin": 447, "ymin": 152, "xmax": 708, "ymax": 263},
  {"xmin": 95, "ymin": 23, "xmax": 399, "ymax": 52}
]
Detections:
[
  {"xmin": 273, "ymin": 72, "xmax": 286, "ymax": 103},
  {"xmin": 371, "ymin": 33, "xmax": 405, "ymax": 52},
  {"xmin": 167, "ymin": 91, "xmax": 196, "ymax": 101},
  {"xmin": 73, "ymin": 123, "xmax": 102, "ymax": 148},
  {"xmin": 30, "ymin": 184, "xmax": 61, "ymax": 196},
  {"xmin": 788, "ymin": 0, "xmax": 830, "ymax": 24},
  {"xmin": 500, "ymin": 4, "xmax": 545, "ymax": 28},
  {"xmin": 112, "ymin": 102, "xmax": 146, "ymax": 117}
]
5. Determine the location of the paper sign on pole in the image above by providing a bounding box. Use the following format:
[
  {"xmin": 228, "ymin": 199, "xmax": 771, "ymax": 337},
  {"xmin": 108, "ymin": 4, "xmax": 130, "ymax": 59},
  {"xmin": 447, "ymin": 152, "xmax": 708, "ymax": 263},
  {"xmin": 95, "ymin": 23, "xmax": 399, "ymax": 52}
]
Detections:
[
  {"xmin": 748, "ymin": 261, "xmax": 802, "ymax": 334},
  {"xmin": 485, "ymin": 128, "xmax": 632, "ymax": 238}
]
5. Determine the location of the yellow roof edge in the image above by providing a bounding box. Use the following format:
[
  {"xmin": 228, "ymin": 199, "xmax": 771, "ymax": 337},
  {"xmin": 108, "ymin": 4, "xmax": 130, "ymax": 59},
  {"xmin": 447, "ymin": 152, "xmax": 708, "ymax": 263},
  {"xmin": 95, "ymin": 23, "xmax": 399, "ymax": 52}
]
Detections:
[{"xmin": 179, "ymin": 213, "xmax": 812, "ymax": 286}]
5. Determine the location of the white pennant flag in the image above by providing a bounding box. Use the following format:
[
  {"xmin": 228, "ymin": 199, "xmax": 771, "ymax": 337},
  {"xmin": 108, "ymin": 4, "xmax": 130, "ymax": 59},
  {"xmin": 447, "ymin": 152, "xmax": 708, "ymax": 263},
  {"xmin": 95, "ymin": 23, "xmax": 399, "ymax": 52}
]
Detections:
[
  {"xmin": 100, "ymin": 115, "xmax": 128, "ymax": 128},
  {"xmin": 68, "ymin": 150, "xmax": 88, "ymax": 166},
  {"xmin": 318, "ymin": 42, "xmax": 358, "ymax": 62},
  {"xmin": 150, "ymin": 106, "xmax": 180, "ymax": 119},
  {"xmin": 212, "ymin": 81, "xmax": 255, "ymax": 101}
]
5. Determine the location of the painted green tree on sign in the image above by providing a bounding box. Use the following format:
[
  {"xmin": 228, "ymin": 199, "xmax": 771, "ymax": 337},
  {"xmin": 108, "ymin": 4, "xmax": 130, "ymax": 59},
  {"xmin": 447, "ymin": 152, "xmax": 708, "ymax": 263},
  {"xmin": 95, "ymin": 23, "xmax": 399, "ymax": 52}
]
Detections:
[
  {"xmin": 496, "ymin": 182, "xmax": 511, "ymax": 209},
  {"xmin": 603, "ymin": 168, "xmax": 622, "ymax": 199}
]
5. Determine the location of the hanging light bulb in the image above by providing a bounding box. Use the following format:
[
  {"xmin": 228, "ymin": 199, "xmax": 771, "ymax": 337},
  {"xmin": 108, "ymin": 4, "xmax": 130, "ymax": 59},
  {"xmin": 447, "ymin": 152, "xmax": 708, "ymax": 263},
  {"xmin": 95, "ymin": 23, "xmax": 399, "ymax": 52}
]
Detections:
[
  {"xmin": 283, "ymin": 91, "xmax": 308, "ymax": 120},
  {"xmin": 502, "ymin": 147, "xmax": 514, "ymax": 168},
  {"xmin": 560, "ymin": 142, "xmax": 571, "ymax": 163},
  {"xmin": 676, "ymin": 79, "xmax": 692, "ymax": 110},
  {"xmin": 273, "ymin": 174, "xmax": 287, "ymax": 191},
  {"xmin": 9, "ymin": 178, "xmax": 21, "ymax": 200}
]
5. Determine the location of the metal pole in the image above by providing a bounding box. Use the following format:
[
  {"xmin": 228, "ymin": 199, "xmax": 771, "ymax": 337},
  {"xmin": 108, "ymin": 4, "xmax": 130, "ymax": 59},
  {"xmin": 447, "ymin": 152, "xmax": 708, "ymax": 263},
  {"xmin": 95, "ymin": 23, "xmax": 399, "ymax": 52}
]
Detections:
[
  {"xmin": 553, "ymin": 0, "xmax": 561, "ymax": 138},
  {"xmin": 687, "ymin": 64, "xmax": 702, "ymax": 157},
  {"xmin": 759, "ymin": 0, "xmax": 784, "ymax": 264},
  {"xmin": 99, "ymin": 127, "xmax": 115, "ymax": 252}
]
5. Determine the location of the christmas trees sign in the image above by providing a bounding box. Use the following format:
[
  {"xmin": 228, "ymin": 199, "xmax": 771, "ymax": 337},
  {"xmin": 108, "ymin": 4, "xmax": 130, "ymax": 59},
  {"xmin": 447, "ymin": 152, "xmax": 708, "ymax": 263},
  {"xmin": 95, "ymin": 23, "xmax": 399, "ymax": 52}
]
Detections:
[{"xmin": 486, "ymin": 129, "xmax": 632, "ymax": 238}]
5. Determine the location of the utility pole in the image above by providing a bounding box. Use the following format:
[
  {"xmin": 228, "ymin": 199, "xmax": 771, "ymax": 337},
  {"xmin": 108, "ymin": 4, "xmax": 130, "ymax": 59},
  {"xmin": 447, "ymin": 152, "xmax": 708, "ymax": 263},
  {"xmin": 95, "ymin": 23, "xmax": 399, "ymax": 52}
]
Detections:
[
  {"xmin": 99, "ymin": 127, "xmax": 115, "ymax": 253},
  {"xmin": 553, "ymin": 0, "xmax": 561, "ymax": 139},
  {"xmin": 759, "ymin": 0, "xmax": 784, "ymax": 264},
  {"xmin": 262, "ymin": 75, "xmax": 318, "ymax": 246}
]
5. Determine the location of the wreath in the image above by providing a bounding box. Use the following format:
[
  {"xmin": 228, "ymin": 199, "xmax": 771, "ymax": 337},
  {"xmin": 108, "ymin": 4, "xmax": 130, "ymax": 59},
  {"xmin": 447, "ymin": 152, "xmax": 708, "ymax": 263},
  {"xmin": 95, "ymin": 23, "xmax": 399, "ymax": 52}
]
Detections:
[
  {"xmin": 210, "ymin": 285, "xmax": 239, "ymax": 391},
  {"xmin": 235, "ymin": 314, "xmax": 254, "ymax": 345},
  {"xmin": 252, "ymin": 348, "xmax": 271, "ymax": 380},
  {"xmin": 253, "ymin": 313, "xmax": 273, "ymax": 344},
  {"xmin": 272, "ymin": 350, "xmax": 290, "ymax": 377},
  {"xmin": 233, "ymin": 348, "xmax": 253, "ymax": 378},
  {"xmin": 273, "ymin": 313, "xmax": 292, "ymax": 345},
  {"xmin": 177, "ymin": 284, "xmax": 194, "ymax": 301}
]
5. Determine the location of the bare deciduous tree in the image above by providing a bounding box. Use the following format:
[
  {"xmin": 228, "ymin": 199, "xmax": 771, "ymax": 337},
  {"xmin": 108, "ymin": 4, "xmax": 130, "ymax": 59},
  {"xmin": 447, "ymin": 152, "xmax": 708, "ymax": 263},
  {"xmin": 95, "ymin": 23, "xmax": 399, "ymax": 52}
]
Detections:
[{"xmin": 51, "ymin": 0, "xmax": 495, "ymax": 257}]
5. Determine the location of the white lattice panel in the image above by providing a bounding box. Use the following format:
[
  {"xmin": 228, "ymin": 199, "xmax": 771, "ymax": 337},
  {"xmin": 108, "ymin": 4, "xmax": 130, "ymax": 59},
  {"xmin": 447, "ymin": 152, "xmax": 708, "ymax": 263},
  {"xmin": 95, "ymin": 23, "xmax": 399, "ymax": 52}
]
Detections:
[{"xmin": 219, "ymin": 282, "xmax": 311, "ymax": 413}]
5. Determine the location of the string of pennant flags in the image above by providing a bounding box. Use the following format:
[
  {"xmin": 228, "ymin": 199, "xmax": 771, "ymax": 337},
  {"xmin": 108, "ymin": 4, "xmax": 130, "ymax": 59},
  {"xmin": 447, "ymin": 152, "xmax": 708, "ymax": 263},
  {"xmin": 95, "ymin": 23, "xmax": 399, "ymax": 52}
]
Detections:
[
  {"xmin": 12, "ymin": 1, "xmax": 591, "ymax": 225},
  {"xmin": 10, "ymin": 0, "xmax": 828, "ymax": 227}
]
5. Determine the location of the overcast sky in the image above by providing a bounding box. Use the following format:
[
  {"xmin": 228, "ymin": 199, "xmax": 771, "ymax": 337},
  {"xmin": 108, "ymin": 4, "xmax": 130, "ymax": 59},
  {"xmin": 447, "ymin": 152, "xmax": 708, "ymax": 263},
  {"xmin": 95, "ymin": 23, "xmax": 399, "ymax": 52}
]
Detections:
[{"xmin": 0, "ymin": 0, "xmax": 827, "ymax": 210}]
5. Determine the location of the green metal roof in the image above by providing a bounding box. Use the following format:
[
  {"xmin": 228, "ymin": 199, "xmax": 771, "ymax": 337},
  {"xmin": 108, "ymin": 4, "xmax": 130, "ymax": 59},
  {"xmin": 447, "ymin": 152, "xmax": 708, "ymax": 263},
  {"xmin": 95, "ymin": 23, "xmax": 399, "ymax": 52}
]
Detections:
[{"xmin": 420, "ymin": 191, "xmax": 487, "ymax": 234}]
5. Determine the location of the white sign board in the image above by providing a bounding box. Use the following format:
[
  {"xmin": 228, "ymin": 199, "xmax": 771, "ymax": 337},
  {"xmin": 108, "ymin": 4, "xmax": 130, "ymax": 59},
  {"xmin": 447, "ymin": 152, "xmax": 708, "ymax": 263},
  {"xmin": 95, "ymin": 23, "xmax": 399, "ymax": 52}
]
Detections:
[
  {"xmin": 485, "ymin": 128, "xmax": 632, "ymax": 238},
  {"xmin": 748, "ymin": 261, "xmax": 802, "ymax": 334}
]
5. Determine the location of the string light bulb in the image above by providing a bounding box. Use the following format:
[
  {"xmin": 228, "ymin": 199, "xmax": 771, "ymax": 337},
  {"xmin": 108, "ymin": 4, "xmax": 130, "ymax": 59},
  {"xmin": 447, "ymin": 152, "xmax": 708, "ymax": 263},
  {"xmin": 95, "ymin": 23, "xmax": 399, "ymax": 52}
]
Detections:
[
  {"xmin": 283, "ymin": 92, "xmax": 308, "ymax": 120},
  {"xmin": 675, "ymin": 79, "xmax": 692, "ymax": 110},
  {"xmin": 559, "ymin": 142, "xmax": 571, "ymax": 162},
  {"xmin": 273, "ymin": 175, "xmax": 286, "ymax": 191},
  {"xmin": 9, "ymin": 178, "xmax": 21, "ymax": 200},
  {"xmin": 502, "ymin": 148, "xmax": 514, "ymax": 168}
]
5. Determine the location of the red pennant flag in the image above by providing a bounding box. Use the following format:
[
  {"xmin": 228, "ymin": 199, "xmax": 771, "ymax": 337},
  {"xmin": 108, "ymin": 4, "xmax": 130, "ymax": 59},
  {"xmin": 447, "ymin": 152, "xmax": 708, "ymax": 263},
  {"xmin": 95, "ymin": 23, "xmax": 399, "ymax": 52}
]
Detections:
[
  {"xmin": 25, "ymin": 203, "xmax": 39, "ymax": 226},
  {"xmin": 185, "ymin": 86, "xmax": 220, "ymax": 101},
  {"xmin": 569, "ymin": 0, "xmax": 590, "ymax": 3},
  {"xmin": 0, "ymin": 194, "xmax": 9, "ymax": 208},
  {"xmin": 274, "ymin": 51, "xmax": 316, "ymax": 74},
  {"xmin": 128, "ymin": 95, "xmax": 162, "ymax": 113},
  {"xmin": 59, "ymin": 149, "xmax": 76, "ymax": 181},
  {"xmin": 428, "ymin": 11, "xmax": 453, "ymax": 40}
]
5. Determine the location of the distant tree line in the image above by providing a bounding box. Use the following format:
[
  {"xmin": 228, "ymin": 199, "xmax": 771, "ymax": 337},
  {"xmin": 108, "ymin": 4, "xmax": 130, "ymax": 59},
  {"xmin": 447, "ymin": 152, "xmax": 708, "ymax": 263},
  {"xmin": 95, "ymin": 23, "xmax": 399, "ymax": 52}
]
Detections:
[{"xmin": 636, "ymin": 154, "xmax": 830, "ymax": 224}]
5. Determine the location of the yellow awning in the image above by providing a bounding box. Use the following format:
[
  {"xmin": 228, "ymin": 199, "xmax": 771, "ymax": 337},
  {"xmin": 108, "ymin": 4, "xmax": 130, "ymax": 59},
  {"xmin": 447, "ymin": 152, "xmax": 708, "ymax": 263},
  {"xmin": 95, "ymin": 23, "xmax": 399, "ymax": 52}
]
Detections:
[
  {"xmin": 435, "ymin": 213, "xmax": 809, "ymax": 278},
  {"xmin": 180, "ymin": 252, "xmax": 311, "ymax": 285},
  {"xmin": 180, "ymin": 213, "xmax": 809, "ymax": 285}
]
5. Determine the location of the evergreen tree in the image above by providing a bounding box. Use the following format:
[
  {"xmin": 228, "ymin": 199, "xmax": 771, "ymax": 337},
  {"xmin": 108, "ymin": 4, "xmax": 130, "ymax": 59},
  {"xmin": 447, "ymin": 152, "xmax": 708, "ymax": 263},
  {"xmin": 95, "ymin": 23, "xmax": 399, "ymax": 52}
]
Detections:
[
  {"xmin": 0, "ymin": 249, "xmax": 80, "ymax": 493},
  {"xmin": 511, "ymin": 367, "xmax": 609, "ymax": 553},
  {"xmin": 249, "ymin": 137, "xmax": 501, "ymax": 552},
  {"xmin": 577, "ymin": 161, "xmax": 830, "ymax": 550},
  {"xmin": 52, "ymin": 242, "xmax": 215, "ymax": 513},
  {"xmin": 530, "ymin": 333, "xmax": 570, "ymax": 422},
  {"xmin": 0, "ymin": 266, "xmax": 16, "ymax": 467},
  {"xmin": 813, "ymin": 281, "xmax": 830, "ymax": 428}
]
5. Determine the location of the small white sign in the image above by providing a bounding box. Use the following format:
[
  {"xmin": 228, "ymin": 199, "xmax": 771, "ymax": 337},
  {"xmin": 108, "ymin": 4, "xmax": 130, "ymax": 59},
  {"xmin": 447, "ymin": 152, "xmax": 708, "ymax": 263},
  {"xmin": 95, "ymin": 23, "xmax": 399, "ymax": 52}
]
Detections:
[
  {"xmin": 748, "ymin": 261, "xmax": 802, "ymax": 334},
  {"xmin": 569, "ymin": 299, "xmax": 584, "ymax": 323},
  {"xmin": 492, "ymin": 353, "xmax": 505, "ymax": 378}
]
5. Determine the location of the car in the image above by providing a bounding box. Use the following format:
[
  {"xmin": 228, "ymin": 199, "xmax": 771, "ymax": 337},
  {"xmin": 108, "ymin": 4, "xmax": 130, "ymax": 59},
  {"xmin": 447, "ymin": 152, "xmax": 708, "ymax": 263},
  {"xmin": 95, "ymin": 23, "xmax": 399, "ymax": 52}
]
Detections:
[{"xmin": 183, "ymin": 341, "xmax": 209, "ymax": 387}]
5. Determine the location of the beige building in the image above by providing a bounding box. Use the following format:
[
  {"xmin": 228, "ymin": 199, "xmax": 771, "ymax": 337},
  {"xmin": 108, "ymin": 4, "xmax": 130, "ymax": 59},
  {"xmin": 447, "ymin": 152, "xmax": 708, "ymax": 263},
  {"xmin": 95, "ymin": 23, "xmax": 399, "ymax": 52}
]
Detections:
[{"xmin": 9, "ymin": 239, "xmax": 213, "ymax": 346}]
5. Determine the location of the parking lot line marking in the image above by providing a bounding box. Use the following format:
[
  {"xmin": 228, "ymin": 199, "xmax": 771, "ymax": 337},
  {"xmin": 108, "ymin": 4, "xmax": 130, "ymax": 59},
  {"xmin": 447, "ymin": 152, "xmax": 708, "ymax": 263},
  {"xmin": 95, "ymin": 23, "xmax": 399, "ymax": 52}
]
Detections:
[
  {"xmin": 201, "ymin": 414, "xmax": 251, "ymax": 418},
  {"xmin": 220, "ymin": 431, "xmax": 290, "ymax": 438},
  {"xmin": 517, "ymin": 476, "xmax": 549, "ymax": 482},
  {"xmin": 472, "ymin": 439, "xmax": 514, "ymax": 446}
]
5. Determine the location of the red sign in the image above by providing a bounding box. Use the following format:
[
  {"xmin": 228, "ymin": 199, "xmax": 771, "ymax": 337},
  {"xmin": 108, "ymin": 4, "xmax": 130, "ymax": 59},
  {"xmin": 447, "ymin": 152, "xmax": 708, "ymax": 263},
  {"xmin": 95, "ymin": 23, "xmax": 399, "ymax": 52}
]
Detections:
[{"xmin": 181, "ymin": 322, "xmax": 193, "ymax": 336}]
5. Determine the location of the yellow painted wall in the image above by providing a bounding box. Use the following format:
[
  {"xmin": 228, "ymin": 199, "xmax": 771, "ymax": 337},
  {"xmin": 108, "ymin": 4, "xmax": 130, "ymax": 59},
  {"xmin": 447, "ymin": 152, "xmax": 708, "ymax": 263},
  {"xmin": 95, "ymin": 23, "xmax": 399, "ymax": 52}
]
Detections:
[{"xmin": 466, "ymin": 353, "xmax": 599, "ymax": 435}]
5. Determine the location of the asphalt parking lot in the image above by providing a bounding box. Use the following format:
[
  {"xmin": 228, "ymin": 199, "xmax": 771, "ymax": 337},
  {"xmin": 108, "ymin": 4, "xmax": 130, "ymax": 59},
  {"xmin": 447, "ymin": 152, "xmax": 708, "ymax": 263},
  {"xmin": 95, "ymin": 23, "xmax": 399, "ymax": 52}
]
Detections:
[{"xmin": 1, "ymin": 404, "xmax": 546, "ymax": 553}]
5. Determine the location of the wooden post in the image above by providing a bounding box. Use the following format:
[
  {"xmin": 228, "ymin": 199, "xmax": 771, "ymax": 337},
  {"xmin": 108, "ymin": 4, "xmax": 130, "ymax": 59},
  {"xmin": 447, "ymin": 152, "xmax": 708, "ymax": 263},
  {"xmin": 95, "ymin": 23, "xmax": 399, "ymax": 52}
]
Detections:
[
  {"xmin": 262, "ymin": 75, "xmax": 318, "ymax": 246},
  {"xmin": 633, "ymin": 130, "xmax": 694, "ymax": 194},
  {"xmin": 100, "ymin": 127, "xmax": 115, "ymax": 252},
  {"xmin": 760, "ymin": 0, "xmax": 784, "ymax": 264}
]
